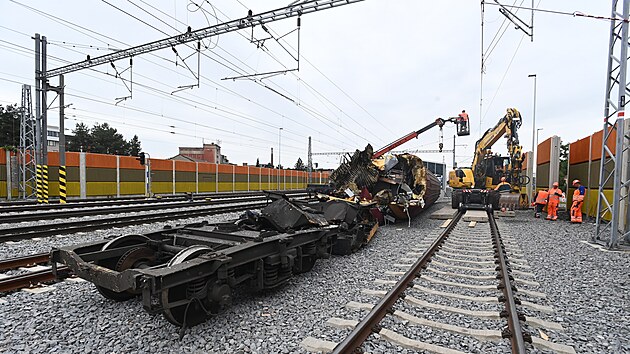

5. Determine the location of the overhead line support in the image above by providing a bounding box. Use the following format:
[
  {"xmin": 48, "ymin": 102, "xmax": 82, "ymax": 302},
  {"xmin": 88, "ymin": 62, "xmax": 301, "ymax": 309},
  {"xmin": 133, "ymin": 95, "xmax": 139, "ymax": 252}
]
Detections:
[{"xmin": 41, "ymin": 0, "xmax": 365, "ymax": 79}]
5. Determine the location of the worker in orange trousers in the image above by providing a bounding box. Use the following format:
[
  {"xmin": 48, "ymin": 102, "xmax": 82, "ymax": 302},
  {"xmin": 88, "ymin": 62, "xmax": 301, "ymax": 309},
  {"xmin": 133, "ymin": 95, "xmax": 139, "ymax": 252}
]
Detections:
[
  {"xmin": 571, "ymin": 179, "xmax": 586, "ymax": 223},
  {"xmin": 531, "ymin": 189, "xmax": 549, "ymax": 218},
  {"xmin": 546, "ymin": 182, "xmax": 564, "ymax": 221}
]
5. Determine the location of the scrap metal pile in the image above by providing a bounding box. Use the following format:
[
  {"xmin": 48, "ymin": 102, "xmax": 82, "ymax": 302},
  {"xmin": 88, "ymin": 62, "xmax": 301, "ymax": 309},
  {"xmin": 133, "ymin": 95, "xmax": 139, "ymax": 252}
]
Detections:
[
  {"xmin": 325, "ymin": 145, "xmax": 440, "ymax": 222},
  {"xmin": 51, "ymin": 193, "xmax": 378, "ymax": 330}
]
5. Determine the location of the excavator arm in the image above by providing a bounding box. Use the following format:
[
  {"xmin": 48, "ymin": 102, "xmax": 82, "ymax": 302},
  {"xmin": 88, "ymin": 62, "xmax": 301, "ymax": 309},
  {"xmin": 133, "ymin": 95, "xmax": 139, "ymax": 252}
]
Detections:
[{"xmin": 471, "ymin": 108, "xmax": 523, "ymax": 189}]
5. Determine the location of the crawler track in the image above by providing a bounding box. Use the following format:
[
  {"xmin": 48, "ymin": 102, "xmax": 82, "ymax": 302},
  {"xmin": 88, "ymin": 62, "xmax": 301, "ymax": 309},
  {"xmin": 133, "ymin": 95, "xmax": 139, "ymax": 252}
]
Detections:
[{"xmin": 304, "ymin": 210, "xmax": 575, "ymax": 354}]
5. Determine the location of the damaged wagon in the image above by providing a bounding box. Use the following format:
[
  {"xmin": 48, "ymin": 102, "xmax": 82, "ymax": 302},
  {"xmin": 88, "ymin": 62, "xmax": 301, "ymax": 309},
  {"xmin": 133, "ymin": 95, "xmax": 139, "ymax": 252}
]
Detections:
[
  {"xmin": 51, "ymin": 193, "xmax": 378, "ymax": 329},
  {"xmin": 317, "ymin": 144, "xmax": 441, "ymax": 224}
]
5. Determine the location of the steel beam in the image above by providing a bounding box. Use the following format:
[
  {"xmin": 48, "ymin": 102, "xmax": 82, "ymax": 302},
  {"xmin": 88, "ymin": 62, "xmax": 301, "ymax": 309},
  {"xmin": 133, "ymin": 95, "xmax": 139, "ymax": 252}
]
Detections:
[
  {"xmin": 595, "ymin": 0, "xmax": 630, "ymax": 248},
  {"xmin": 42, "ymin": 0, "xmax": 365, "ymax": 79}
]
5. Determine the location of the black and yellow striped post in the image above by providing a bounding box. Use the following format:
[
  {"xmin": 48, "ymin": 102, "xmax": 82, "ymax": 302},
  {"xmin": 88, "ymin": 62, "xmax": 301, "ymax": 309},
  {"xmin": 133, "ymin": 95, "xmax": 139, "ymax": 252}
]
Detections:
[
  {"xmin": 42, "ymin": 164, "xmax": 49, "ymax": 204},
  {"xmin": 36, "ymin": 164, "xmax": 43, "ymax": 203},
  {"xmin": 59, "ymin": 165, "xmax": 67, "ymax": 204}
]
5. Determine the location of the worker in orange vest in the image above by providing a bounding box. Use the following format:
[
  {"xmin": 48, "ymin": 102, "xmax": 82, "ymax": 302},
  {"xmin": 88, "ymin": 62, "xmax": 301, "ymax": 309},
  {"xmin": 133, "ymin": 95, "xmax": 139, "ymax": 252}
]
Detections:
[
  {"xmin": 546, "ymin": 182, "xmax": 564, "ymax": 221},
  {"xmin": 531, "ymin": 188, "xmax": 549, "ymax": 218},
  {"xmin": 457, "ymin": 110, "xmax": 470, "ymax": 136},
  {"xmin": 571, "ymin": 179, "xmax": 586, "ymax": 223}
]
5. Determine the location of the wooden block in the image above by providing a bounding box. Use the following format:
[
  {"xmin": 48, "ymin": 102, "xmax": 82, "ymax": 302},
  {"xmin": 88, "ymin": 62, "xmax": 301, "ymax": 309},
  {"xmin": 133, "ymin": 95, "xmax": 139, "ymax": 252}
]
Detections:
[
  {"xmin": 468, "ymin": 221, "xmax": 477, "ymax": 228},
  {"xmin": 440, "ymin": 219, "xmax": 452, "ymax": 228}
]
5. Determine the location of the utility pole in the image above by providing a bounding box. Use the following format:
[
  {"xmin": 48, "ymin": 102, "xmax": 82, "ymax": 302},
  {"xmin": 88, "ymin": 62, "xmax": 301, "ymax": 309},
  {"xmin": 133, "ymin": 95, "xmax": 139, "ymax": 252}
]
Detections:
[
  {"xmin": 58, "ymin": 75, "xmax": 66, "ymax": 203},
  {"xmin": 19, "ymin": 84, "xmax": 36, "ymax": 200},
  {"xmin": 307, "ymin": 136, "xmax": 313, "ymax": 184},
  {"xmin": 596, "ymin": 0, "xmax": 630, "ymax": 248},
  {"xmin": 34, "ymin": 33, "xmax": 41, "ymax": 203}
]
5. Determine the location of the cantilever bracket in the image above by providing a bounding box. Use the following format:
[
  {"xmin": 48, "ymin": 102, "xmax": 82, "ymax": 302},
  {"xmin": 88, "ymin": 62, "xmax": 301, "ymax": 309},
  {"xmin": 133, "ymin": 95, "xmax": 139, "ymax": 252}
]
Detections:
[
  {"xmin": 222, "ymin": 17, "xmax": 301, "ymax": 81},
  {"xmin": 494, "ymin": 0, "xmax": 533, "ymax": 41},
  {"xmin": 111, "ymin": 58, "xmax": 133, "ymax": 105},
  {"xmin": 171, "ymin": 41, "xmax": 201, "ymax": 94}
]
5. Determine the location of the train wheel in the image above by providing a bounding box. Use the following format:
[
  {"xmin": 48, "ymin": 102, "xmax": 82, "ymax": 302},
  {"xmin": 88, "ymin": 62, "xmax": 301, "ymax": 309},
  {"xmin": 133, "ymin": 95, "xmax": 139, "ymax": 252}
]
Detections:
[
  {"xmin": 161, "ymin": 246, "xmax": 214, "ymax": 327},
  {"xmin": 95, "ymin": 234, "xmax": 151, "ymax": 301}
]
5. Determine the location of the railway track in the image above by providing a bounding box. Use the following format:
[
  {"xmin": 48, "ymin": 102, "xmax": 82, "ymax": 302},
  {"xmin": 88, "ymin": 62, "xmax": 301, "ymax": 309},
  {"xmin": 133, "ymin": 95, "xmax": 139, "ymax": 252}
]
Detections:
[
  {"xmin": 0, "ymin": 190, "xmax": 306, "ymax": 213},
  {"xmin": 0, "ymin": 198, "xmax": 298, "ymax": 293},
  {"xmin": 0, "ymin": 192, "xmax": 307, "ymax": 223},
  {"xmin": 303, "ymin": 209, "xmax": 576, "ymax": 354},
  {"xmin": 0, "ymin": 252, "xmax": 69, "ymax": 293},
  {"xmin": 0, "ymin": 196, "xmax": 307, "ymax": 242}
]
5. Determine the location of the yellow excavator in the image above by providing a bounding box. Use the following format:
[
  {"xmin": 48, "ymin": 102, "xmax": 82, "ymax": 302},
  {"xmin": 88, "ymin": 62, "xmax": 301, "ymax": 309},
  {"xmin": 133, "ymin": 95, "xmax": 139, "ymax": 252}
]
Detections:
[{"xmin": 449, "ymin": 108, "xmax": 528, "ymax": 210}]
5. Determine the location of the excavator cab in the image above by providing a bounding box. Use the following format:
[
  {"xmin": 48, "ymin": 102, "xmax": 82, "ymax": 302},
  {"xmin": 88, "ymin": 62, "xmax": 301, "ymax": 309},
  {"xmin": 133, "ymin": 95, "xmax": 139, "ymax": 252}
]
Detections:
[{"xmin": 456, "ymin": 116, "xmax": 470, "ymax": 136}]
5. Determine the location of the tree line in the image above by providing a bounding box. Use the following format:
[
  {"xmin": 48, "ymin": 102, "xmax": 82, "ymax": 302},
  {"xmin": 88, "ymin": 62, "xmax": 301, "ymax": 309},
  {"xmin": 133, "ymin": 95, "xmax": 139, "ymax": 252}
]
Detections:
[{"xmin": 0, "ymin": 103, "xmax": 142, "ymax": 156}]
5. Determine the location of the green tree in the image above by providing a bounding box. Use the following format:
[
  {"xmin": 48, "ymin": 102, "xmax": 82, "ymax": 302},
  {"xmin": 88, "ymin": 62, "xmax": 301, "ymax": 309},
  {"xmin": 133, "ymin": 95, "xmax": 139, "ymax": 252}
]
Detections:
[
  {"xmin": 127, "ymin": 135, "xmax": 142, "ymax": 156},
  {"xmin": 255, "ymin": 158, "xmax": 260, "ymax": 167},
  {"xmin": 294, "ymin": 157, "xmax": 306, "ymax": 170},
  {"xmin": 559, "ymin": 143, "xmax": 569, "ymax": 191},
  {"xmin": 67, "ymin": 122, "xmax": 92, "ymax": 152},
  {"xmin": 0, "ymin": 104, "xmax": 20, "ymax": 148},
  {"xmin": 90, "ymin": 122, "xmax": 127, "ymax": 155}
]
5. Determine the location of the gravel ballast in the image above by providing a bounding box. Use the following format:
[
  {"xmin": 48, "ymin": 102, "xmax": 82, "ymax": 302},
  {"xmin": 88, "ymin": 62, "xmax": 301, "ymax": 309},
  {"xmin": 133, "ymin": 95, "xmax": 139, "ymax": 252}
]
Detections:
[
  {"xmin": 1, "ymin": 205, "xmax": 627, "ymax": 353},
  {"xmin": 498, "ymin": 212, "xmax": 630, "ymax": 353},
  {"xmin": 0, "ymin": 203, "xmax": 445, "ymax": 353}
]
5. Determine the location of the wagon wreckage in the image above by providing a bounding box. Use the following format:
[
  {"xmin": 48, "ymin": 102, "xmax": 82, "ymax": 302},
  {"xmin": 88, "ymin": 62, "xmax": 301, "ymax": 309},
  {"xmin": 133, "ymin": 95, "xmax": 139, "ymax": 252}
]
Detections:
[
  {"xmin": 51, "ymin": 192, "xmax": 378, "ymax": 330},
  {"xmin": 52, "ymin": 143, "xmax": 440, "ymax": 330},
  {"xmin": 310, "ymin": 144, "xmax": 440, "ymax": 223}
]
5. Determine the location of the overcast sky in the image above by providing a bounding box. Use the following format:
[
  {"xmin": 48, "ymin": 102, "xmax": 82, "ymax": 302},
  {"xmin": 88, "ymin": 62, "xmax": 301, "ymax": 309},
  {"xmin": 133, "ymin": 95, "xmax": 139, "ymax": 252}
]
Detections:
[{"xmin": 0, "ymin": 1, "xmax": 612, "ymax": 170}]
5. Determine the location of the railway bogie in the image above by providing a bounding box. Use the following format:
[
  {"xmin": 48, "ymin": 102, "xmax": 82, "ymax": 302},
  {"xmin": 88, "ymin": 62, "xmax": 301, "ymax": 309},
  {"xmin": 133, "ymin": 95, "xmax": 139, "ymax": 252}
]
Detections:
[{"xmin": 51, "ymin": 195, "xmax": 377, "ymax": 328}]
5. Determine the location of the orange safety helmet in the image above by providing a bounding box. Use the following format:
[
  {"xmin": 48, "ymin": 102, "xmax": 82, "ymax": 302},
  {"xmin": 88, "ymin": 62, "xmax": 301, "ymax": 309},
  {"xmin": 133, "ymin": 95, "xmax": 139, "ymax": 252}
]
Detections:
[
  {"xmin": 500, "ymin": 176, "xmax": 506, "ymax": 182},
  {"xmin": 552, "ymin": 182, "xmax": 559, "ymax": 187},
  {"xmin": 572, "ymin": 179, "xmax": 581, "ymax": 186}
]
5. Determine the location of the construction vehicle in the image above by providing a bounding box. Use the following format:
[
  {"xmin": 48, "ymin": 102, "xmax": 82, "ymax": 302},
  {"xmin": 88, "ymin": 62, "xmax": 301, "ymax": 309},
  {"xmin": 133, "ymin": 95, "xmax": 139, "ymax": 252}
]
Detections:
[{"xmin": 449, "ymin": 108, "xmax": 527, "ymax": 210}]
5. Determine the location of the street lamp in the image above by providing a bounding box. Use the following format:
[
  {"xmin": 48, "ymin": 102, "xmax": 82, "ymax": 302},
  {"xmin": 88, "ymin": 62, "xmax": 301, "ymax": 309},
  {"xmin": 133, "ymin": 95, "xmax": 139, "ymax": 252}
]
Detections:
[
  {"xmin": 527, "ymin": 73, "xmax": 537, "ymax": 200},
  {"xmin": 536, "ymin": 128, "xmax": 543, "ymax": 149},
  {"xmin": 528, "ymin": 74, "xmax": 537, "ymax": 161}
]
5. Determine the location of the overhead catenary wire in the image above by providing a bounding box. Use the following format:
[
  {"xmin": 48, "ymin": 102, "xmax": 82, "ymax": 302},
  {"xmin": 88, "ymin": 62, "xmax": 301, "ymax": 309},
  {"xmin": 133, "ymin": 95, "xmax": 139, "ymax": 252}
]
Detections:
[
  {"xmin": 3, "ymin": 1, "xmax": 363, "ymax": 153},
  {"xmin": 95, "ymin": 0, "xmax": 371, "ymax": 145},
  {"xmin": 5, "ymin": 0, "xmax": 352, "ymax": 144},
  {"xmin": 232, "ymin": 0, "xmax": 396, "ymax": 138}
]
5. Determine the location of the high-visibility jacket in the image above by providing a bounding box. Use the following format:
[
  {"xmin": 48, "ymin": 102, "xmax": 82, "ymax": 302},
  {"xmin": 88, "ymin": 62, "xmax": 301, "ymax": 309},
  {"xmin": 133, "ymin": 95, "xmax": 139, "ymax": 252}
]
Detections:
[
  {"xmin": 534, "ymin": 190, "xmax": 549, "ymax": 205},
  {"xmin": 573, "ymin": 186, "xmax": 585, "ymax": 202},
  {"xmin": 458, "ymin": 112, "xmax": 469, "ymax": 121},
  {"xmin": 548, "ymin": 187, "xmax": 564, "ymax": 203}
]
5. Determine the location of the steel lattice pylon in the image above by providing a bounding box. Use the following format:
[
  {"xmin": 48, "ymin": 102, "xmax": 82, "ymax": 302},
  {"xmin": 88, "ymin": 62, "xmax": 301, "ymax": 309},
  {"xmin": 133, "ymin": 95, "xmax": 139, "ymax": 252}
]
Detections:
[
  {"xmin": 19, "ymin": 84, "xmax": 37, "ymax": 199},
  {"xmin": 595, "ymin": 0, "xmax": 630, "ymax": 248}
]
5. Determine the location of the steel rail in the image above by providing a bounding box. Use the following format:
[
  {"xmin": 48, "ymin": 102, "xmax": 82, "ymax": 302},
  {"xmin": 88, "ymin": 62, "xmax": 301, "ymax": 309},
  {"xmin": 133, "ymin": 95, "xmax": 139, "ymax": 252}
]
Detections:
[
  {"xmin": 0, "ymin": 253, "xmax": 50, "ymax": 272},
  {"xmin": 488, "ymin": 210, "xmax": 528, "ymax": 353},
  {"xmin": 332, "ymin": 210, "xmax": 464, "ymax": 353},
  {"xmin": 0, "ymin": 193, "xmax": 306, "ymax": 223},
  {"xmin": 0, "ymin": 200, "xmax": 275, "ymax": 242},
  {"xmin": 0, "ymin": 266, "xmax": 71, "ymax": 293},
  {"xmin": 0, "ymin": 190, "xmax": 306, "ymax": 211}
]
